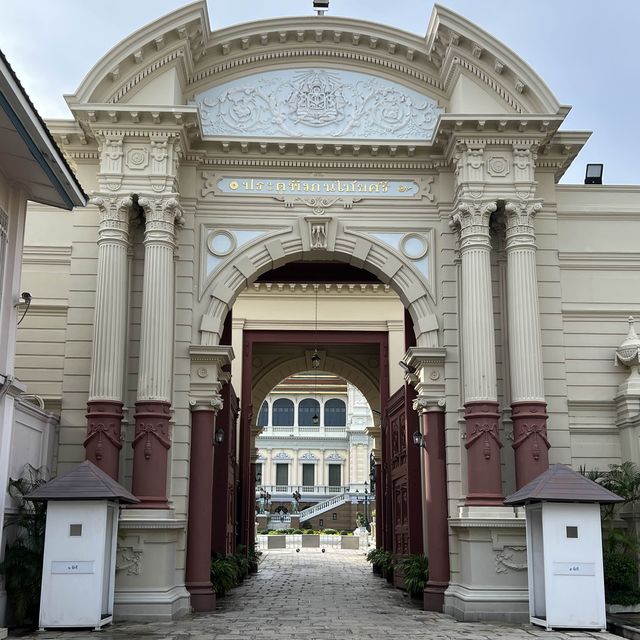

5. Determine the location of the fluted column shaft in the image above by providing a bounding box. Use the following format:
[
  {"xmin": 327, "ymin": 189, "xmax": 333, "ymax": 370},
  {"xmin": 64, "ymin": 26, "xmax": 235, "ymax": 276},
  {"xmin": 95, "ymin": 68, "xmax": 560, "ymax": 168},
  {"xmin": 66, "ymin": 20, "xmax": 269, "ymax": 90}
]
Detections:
[
  {"xmin": 453, "ymin": 201, "xmax": 503, "ymax": 504},
  {"xmin": 132, "ymin": 197, "xmax": 183, "ymax": 508},
  {"xmin": 84, "ymin": 197, "xmax": 132, "ymax": 480},
  {"xmin": 505, "ymin": 200, "xmax": 549, "ymax": 488}
]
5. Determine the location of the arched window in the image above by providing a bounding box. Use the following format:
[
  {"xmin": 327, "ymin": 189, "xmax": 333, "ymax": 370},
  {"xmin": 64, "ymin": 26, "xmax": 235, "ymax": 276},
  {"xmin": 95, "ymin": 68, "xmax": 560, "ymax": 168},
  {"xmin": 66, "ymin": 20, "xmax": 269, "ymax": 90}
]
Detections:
[
  {"xmin": 257, "ymin": 401, "xmax": 269, "ymax": 427},
  {"xmin": 324, "ymin": 399, "xmax": 346, "ymax": 426},
  {"xmin": 298, "ymin": 398, "xmax": 320, "ymax": 426},
  {"xmin": 272, "ymin": 398, "xmax": 294, "ymax": 426}
]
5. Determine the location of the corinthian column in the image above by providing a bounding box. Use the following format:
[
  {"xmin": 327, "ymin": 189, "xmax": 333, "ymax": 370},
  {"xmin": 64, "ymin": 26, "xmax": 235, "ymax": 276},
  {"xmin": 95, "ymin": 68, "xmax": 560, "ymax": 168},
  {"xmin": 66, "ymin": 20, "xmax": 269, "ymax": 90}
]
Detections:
[
  {"xmin": 452, "ymin": 200, "xmax": 503, "ymax": 505},
  {"xmin": 505, "ymin": 199, "xmax": 549, "ymax": 488},
  {"xmin": 84, "ymin": 196, "xmax": 132, "ymax": 480},
  {"xmin": 132, "ymin": 197, "xmax": 183, "ymax": 508}
]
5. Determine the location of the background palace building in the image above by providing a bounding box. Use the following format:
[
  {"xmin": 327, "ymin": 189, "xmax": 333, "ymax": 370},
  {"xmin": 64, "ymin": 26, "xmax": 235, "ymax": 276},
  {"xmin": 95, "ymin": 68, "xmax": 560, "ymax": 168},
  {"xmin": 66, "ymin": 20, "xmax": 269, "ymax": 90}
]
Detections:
[{"xmin": 2, "ymin": 0, "xmax": 640, "ymax": 626}]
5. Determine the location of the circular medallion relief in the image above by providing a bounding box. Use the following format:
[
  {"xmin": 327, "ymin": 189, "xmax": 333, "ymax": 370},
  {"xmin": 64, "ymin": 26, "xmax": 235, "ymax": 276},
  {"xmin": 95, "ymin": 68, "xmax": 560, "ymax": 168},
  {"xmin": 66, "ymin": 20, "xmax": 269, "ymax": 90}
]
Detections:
[
  {"xmin": 207, "ymin": 230, "xmax": 237, "ymax": 257},
  {"xmin": 400, "ymin": 233, "xmax": 428, "ymax": 260}
]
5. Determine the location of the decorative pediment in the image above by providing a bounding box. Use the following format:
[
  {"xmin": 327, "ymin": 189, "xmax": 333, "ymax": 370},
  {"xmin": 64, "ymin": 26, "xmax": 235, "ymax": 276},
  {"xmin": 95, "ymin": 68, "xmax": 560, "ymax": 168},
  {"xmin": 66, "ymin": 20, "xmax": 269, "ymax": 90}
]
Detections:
[
  {"xmin": 326, "ymin": 453, "xmax": 345, "ymax": 462},
  {"xmin": 273, "ymin": 452, "xmax": 292, "ymax": 461},
  {"xmin": 195, "ymin": 68, "xmax": 442, "ymax": 142},
  {"xmin": 300, "ymin": 452, "xmax": 319, "ymax": 462}
]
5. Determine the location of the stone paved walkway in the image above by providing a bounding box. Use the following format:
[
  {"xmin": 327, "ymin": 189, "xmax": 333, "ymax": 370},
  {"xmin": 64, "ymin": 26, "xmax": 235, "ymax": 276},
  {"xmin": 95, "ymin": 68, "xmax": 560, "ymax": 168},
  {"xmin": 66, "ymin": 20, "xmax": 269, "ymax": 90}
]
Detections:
[{"xmin": 22, "ymin": 549, "xmax": 616, "ymax": 640}]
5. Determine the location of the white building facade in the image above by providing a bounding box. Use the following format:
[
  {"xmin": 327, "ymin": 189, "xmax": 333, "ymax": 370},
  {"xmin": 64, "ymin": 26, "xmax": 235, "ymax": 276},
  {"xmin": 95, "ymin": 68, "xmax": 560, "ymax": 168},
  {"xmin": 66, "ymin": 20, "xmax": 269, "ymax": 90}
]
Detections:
[{"xmin": 9, "ymin": 1, "xmax": 640, "ymax": 624}]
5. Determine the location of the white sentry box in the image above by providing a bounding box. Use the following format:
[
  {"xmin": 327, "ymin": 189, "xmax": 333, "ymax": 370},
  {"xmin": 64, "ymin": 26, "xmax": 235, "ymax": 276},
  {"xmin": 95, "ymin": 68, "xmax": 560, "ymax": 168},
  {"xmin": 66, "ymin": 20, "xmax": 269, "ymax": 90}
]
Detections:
[
  {"xmin": 526, "ymin": 502, "xmax": 606, "ymax": 631},
  {"xmin": 39, "ymin": 500, "xmax": 118, "ymax": 630}
]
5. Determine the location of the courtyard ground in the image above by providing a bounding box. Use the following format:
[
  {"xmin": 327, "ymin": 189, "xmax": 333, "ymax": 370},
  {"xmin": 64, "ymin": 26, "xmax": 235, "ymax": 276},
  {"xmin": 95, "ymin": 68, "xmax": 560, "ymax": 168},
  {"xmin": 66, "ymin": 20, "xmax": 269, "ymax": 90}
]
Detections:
[{"xmin": 20, "ymin": 549, "xmax": 617, "ymax": 640}]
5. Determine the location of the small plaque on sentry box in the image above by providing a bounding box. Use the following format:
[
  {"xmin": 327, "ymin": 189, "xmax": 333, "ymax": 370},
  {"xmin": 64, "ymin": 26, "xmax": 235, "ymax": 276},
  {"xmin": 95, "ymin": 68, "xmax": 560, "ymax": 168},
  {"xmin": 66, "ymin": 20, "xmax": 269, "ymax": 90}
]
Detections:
[
  {"xmin": 51, "ymin": 561, "xmax": 94, "ymax": 574},
  {"xmin": 552, "ymin": 562, "xmax": 595, "ymax": 576}
]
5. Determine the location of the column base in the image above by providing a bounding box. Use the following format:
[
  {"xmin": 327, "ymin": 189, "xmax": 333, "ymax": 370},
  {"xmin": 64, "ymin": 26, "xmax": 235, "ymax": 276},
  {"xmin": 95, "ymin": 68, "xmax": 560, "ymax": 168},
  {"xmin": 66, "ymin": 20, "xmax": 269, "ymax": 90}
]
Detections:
[
  {"xmin": 115, "ymin": 509, "xmax": 189, "ymax": 621},
  {"xmin": 185, "ymin": 583, "xmax": 216, "ymax": 612},
  {"xmin": 132, "ymin": 401, "xmax": 171, "ymax": 508},
  {"xmin": 444, "ymin": 584, "xmax": 529, "ymax": 623},
  {"xmin": 464, "ymin": 401, "xmax": 503, "ymax": 505},
  {"xmin": 511, "ymin": 401, "xmax": 549, "ymax": 489},
  {"xmin": 445, "ymin": 506, "xmax": 528, "ymax": 623},
  {"xmin": 85, "ymin": 400, "xmax": 123, "ymax": 480},
  {"xmin": 424, "ymin": 580, "xmax": 447, "ymax": 612}
]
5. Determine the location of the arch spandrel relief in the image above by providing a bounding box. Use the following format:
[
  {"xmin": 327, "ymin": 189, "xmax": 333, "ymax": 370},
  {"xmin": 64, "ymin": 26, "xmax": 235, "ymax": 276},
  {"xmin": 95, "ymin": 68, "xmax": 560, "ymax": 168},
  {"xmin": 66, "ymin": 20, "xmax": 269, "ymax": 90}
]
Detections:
[{"xmin": 194, "ymin": 68, "xmax": 443, "ymax": 141}]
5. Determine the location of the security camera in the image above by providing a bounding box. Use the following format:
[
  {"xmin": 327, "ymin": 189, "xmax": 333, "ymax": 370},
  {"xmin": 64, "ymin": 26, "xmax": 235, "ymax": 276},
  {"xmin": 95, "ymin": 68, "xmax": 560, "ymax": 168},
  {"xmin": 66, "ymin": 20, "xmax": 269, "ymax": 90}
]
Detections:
[{"xmin": 21, "ymin": 292, "xmax": 32, "ymax": 302}]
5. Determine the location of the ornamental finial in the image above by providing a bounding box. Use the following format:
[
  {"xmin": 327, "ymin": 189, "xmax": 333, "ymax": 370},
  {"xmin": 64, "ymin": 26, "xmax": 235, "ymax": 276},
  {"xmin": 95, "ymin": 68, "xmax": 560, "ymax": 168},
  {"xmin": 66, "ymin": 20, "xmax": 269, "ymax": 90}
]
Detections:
[{"xmin": 615, "ymin": 316, "xmax": 640, "ymax": 367}]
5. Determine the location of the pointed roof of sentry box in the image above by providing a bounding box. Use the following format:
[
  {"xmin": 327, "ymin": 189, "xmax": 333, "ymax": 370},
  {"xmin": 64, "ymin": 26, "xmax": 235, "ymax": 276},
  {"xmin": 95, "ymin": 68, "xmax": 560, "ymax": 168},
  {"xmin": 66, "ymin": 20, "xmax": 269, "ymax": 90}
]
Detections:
[
  {"xmin": 27, "ymin": 460, "xmax": 139, "ymax": 503},
  {"xmin": 504, "ymin": 464, "xmax": 623, "ymax": 506}
]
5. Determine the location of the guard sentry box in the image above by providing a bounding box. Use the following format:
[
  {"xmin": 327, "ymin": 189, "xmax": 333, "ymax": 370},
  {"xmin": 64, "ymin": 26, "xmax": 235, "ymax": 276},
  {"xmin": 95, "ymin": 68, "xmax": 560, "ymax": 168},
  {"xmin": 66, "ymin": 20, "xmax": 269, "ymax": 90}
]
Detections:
[
  {"xmin": 27, "ymin": 461, "xmax": 138, "ymax": 630},
  {"xmin": 505, "ymin": 464, "xmax": 622, "ymax": 631}
]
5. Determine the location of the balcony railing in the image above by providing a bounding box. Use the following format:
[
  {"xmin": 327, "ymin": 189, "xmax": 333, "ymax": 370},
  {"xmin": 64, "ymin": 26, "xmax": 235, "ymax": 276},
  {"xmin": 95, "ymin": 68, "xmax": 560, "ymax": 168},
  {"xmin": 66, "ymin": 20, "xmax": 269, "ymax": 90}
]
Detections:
[
  {"xmin": 256, "ymin": 483, "xmax": 369, "ymax": 497},
  {"xmin": 259, "ymin": 484, "xmax": 349, "ymax": 496}
]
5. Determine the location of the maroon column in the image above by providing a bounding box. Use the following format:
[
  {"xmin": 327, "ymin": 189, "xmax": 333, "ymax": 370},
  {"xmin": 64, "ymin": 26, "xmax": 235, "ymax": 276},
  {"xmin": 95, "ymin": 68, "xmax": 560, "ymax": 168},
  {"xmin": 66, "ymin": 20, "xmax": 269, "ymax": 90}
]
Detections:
[
  {"xmin": 132, "ymin": 400, "xmax": 171, "ymax": 508},
  {"xmin": 464, "ymin": 401, "xmax": 503, "ymax": 505},
  {"xmin": 84, "ymin": 400, "xmax": 123, "ymax": 480},
  {"xmin": 185, "ymin": 407, "xmax": 216, "ymax": 611},
  {"xmin": 512, "ymin": 401, "xmax": 549, "ymax": 489},
  {"xmin": 421, "ymin": 407, "xmax": 450, "ymax": 612},
  {"xmin": 375, "ymin": 462, "xmax": 383, "ymax": 549}
]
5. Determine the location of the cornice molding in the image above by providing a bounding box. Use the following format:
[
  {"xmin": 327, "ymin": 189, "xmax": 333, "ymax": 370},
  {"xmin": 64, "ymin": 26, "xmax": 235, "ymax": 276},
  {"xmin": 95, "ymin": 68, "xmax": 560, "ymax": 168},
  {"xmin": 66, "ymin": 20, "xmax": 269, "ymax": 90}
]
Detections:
[{"xmin": 558, "ymin": 252, "xmax": 640, "ymax": 271}]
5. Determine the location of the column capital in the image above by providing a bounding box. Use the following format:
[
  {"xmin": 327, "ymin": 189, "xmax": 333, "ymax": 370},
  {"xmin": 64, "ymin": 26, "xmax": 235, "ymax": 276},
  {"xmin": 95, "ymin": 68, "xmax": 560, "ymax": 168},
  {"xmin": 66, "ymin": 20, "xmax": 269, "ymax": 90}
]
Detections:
[
  {"xmin": 138, "ymin": 195, "xmax": 185, "ymax": 248},
  {"xmin": 189, "ymin": 394, "xmax": 224, "ymax": 414},
  {"xmin": 450, "ymin": 199, "xmax": 497, "ymax": 250},
  {"xmin": 413, "ymin": 396, "xmax": 446, "ymax": 414},
  {"xmin": 504, "ymin": 198, "xmax": 543, "ymax": 250},
  {"xmin": 89, "ymin": 194, "xmax": 135, "ymax": 245}
]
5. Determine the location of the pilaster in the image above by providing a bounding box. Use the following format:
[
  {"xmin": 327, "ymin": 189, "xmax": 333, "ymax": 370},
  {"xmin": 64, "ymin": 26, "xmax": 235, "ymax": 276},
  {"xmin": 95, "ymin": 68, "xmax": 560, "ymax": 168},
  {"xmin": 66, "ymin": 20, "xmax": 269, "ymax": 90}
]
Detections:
[{"xmin": 404, "ymin": 347, "xmax": 449, "ymax": 611}]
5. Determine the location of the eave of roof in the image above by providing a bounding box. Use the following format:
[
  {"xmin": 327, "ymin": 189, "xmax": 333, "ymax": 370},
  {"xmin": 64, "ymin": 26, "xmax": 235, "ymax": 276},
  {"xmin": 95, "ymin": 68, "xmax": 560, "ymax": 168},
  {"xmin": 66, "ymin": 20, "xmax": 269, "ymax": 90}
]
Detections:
[{"xmin": 0, "ymin": 48, "xmax": 87, "ymax": 209}]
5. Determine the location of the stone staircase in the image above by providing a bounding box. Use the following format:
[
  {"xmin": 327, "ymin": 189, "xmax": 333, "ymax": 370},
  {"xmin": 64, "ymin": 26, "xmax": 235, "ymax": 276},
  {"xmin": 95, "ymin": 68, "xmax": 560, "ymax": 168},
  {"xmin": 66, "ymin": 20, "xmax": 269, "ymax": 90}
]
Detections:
[{"xmin": 299, "ymin": 493, "xmax": 348, "ymax": 522}]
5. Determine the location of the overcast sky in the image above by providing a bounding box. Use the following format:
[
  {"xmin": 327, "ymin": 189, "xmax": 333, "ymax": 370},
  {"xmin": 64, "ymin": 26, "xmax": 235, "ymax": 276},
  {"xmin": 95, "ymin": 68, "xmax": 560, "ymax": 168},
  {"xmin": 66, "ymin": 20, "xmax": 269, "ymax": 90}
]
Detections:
[{"xmin": 2, "ymin": 0, "xmax": 638, "ymax": 185}]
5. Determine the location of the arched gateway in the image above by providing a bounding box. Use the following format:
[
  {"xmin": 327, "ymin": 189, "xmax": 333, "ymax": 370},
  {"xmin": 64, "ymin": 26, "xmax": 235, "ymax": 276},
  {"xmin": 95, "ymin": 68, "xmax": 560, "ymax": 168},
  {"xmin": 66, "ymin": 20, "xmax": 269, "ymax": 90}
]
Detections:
[{"xmin": 31, "ymin": 0, "xmax": 591, "ymax": 625}]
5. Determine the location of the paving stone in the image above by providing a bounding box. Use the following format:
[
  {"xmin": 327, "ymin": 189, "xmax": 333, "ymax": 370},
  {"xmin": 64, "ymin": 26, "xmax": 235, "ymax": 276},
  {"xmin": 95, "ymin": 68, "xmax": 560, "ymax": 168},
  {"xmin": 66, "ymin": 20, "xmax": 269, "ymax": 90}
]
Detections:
[{"xmin": 15, "ymin": 550, "xmax": 618, "ymax": 640}]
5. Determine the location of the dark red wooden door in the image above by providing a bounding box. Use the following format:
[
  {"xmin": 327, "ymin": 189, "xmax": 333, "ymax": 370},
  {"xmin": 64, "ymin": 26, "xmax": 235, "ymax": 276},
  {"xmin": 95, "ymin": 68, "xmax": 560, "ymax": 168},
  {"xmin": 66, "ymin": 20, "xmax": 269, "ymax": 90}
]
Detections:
[{"xmin": 385, "ymin": 385, "xmax": 423, "ymax": 561}]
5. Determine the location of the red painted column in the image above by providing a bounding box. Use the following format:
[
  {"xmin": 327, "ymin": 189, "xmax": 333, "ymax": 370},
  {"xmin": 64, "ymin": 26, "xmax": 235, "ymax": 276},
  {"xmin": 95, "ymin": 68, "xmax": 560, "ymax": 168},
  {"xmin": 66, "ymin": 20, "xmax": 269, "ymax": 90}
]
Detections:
[
  {"xmin": 85, "ymin": 400, "xmax": 123, "ymax": 479},
  {"xmin": 375, "ymin": 463, "xmax": 383, "ymax": 549},
  {"xmin": 512, "ymin": 401, "xmax": 549, "ymax": 489},
  {"xmin": 131, "ymin": 401, "xmax": 171, "ymax": 508},
  {"xmin": 185, "ymin": 407, "xmax": 216, "ymax": 611},
  {"xmin": 211, "ymin": 402, "xmax": 230, "ymax": 555},
  {"xmin": 420, "ymin": 406, "xmax": 450, "ymax": 612},
  {"xmin": 464, "ymin": 401, "xmax": 503, "ymax": 505}
]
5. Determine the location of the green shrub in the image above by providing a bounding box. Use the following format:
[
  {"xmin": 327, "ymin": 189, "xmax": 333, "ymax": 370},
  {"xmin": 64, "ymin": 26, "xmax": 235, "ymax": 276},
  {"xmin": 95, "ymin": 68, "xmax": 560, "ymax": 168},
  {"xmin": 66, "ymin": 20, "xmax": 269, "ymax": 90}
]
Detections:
[
  {"xmin": 247, "ymin": 543, "xmax": 262, "ymax": 573},
  {"xmin": 303, "ymin": 529, "xmax": 317, "ymax": 534},
  {"xmin": 0, "ymin": 465, "xmax": 48, "ymax": 626},
  {"xmin": 292, "ymin": 528, "xmax": 303, "ymax": 534},
  {"xmin": 398, "ymin": 554, "xmax": 429, "ymax": 599},
  {"xmin": 210, "ymin": 554, "xmax": 238, "ymax": 597},
  {"xmin": 366, "ymin": 548, "xmax": 394, "ymax": 575},
  {"xmin": 231, "ymin": 551, "xmax": 249, "ymax": 581},
  {"xmin": 302, "ymin": 520, "xmax": 313, "ymax": 530},
  {"xmin": 323, "ymin": 528, "xmax": 338, "ymax": 535},
  {"xmin": 339, "ymin": 529, "xmax": 351, "ymax": 535}
]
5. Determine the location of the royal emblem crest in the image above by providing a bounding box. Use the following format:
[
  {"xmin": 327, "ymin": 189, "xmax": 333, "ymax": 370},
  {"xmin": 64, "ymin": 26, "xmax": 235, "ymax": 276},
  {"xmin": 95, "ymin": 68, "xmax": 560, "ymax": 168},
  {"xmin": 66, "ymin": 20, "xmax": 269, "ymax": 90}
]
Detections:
[{"xmin": 289, "ymin": 71, "xmax": 345, "ymax": 127}]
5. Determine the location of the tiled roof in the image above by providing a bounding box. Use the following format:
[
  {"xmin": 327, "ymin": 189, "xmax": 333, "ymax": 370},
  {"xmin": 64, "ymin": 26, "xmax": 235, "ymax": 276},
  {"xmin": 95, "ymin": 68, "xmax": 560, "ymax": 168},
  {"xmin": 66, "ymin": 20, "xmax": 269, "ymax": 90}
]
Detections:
[
  {"xmin": 504, "ymin": 464, "xmax": 623, "ymax": 506},
  {"xmin": 27, "ymin": 460, "xmax": 139, "ymax": 503}
]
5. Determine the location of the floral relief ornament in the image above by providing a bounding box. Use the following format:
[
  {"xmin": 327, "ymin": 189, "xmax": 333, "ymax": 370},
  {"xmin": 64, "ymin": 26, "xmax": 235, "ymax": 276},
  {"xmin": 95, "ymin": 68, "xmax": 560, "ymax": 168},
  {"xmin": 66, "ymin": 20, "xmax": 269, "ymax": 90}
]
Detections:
[{"xmin": 196, "ymin": 69, "xmax": 442, "ymax": 140}]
